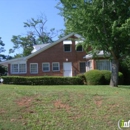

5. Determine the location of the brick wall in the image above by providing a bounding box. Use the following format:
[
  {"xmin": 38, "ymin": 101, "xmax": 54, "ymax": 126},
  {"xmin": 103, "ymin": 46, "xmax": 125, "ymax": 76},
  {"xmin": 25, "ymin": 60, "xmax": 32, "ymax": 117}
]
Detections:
[{"xmin": 26, "ymin": 36, "xmax": 86, "ymax": 76}]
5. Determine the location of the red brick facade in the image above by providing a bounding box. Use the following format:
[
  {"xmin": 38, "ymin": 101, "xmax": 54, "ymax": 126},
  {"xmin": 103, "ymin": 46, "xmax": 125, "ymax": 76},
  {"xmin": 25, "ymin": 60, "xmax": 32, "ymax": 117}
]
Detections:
[{"xmin": 8, "ymin": 35, "xmax": 87, "ymax": 76}]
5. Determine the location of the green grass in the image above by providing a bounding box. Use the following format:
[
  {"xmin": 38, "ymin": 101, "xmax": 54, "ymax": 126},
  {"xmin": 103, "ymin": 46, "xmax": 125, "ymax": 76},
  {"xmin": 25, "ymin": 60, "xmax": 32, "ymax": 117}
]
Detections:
[{"xmin": 0, "ymin": 85, "xmax": 130, "ymax": 130}]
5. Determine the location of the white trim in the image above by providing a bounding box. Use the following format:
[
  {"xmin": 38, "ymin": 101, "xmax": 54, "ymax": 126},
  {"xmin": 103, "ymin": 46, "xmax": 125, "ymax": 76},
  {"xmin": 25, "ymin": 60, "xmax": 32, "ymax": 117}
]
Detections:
[
  {"xmin": 30, "ymin": 63, "xmax": 38, "ymax": 74},
  {"xmin": 52, "ymin": 62, "xmax": 60, "ymax": 72},
  {"xmin": 63, "ymin": 40, "xmax": 72, "ymax": 44},
  {"xmin": 75, "ymin": 41, "xmax": 83, "ymax": 45},
  {"xmin": 42, "ymin": 62, "xmax": 50, "ymax": 72},
  {"xmin": 11, "ymin": 63, "xmax": 27, "ymax": 74}
]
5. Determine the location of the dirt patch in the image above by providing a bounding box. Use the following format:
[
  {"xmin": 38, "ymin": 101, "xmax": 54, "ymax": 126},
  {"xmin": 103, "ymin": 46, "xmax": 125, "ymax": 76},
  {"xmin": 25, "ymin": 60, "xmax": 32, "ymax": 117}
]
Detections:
[
  {"xmin": 16, "ymin": 96, "xmax": 34, "ymax": 107},
  {"xmin": 0, "ymin": 109, "xmax": 6, "ymax": 114},
  {"xmin": 54, "ymin": 100, "xmax": 71, "ymax": 112},
  {"xmin": 93, "ymin": 96, "xmax": 103, "ymax": 107}
]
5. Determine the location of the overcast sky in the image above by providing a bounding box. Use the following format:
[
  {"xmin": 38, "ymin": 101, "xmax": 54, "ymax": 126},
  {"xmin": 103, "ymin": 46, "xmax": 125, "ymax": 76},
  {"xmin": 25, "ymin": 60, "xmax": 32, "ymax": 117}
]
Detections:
[{"xmin": 0, "ymin": 0, "xmax": 65, "ymax": 56}]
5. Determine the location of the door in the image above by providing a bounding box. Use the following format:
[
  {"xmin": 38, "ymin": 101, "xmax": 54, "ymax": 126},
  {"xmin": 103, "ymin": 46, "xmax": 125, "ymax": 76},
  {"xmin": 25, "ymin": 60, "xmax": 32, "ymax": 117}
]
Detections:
[{"xmin": 63, "ymin": 62, "xmax": 72, "ymax": 77}]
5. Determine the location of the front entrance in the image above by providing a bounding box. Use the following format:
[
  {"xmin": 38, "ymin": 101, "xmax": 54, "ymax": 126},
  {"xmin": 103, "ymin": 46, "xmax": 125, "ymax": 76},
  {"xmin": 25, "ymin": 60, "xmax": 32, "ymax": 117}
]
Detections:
[{"xmin": 63, "ymin": 62, "xmax": 72, "ymax": 77}]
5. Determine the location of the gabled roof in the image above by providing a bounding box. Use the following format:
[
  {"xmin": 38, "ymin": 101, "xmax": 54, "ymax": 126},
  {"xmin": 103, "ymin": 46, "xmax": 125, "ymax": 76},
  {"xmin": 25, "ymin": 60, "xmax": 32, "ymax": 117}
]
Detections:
[
  {"xmin": 0, "ymin": 33, "xmax": 82, "ymax": 66},
  {"xmin": 31, "ymin": 43, "xmax": 51, "ymax": 53},
  {"xmin": 26, "ymin": 33, "xmax": 82, "ymax": 59}
]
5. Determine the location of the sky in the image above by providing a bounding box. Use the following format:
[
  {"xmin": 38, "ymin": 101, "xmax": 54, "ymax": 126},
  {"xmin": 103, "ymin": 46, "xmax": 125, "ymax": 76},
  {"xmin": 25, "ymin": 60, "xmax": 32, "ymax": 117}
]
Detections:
[{"xmin": 0, "ymin": 0, "xmax": 65, "ymax": 56}]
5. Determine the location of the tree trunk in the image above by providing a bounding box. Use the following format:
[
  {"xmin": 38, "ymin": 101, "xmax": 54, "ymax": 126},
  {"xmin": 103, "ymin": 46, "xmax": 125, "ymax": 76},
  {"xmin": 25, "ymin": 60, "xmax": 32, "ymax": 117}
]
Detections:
[{"xmin": 110, "ymin": 59, "xmax": 119, "ymax": 87}]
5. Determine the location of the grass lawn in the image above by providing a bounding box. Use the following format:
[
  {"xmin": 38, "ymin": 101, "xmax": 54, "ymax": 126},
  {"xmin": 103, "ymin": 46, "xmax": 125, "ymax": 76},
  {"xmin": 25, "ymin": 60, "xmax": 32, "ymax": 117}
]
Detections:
[{"xmin": 0, "ymin": 84, "xmax": 130, "ymax": 130}]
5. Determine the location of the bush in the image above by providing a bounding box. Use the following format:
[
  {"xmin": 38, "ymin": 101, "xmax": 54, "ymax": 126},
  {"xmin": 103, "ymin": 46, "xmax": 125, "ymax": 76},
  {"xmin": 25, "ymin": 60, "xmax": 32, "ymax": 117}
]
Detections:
[
  {"xmin": 101, "ymin": 70, "xmax": 111, "ymax": 85},
  {"xmin": 2, "ymin": 76, "xmax": 84, "ymax": 85},
  {"xmin": 77, "ymin": 73, "xmax": 86, "ymax": 84},
  {"xmin": 84, "ymin": 70, "xmax": 124, "ymax": 85},
  {"xmin": 118, "ymin": 72, "xmax": 124, "ymax": 85},
  {"xmin": 84, "ymin": 70, "xmax": 104, "ymax": 85}
]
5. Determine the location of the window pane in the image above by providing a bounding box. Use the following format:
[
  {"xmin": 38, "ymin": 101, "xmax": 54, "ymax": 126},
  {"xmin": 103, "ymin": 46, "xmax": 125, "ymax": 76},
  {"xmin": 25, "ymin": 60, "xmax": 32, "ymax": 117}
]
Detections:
[
  {"xmin": 19, "ymin": 64, "xmax": 26, "ymax": 73},
  {"xmin": 64, "ymin": 45, "xmax": 71, "ymax": 52},
  {"xmin": 76, "ymin": 46, "xmax": 83, "ymax": 51},
  {"xmin": 30, "ymin": 64, "xmax": 38, "ymax": 73},
  {"xmin": 53, "ymin": 63, "xmax": 59, "ymax": 71},
  {"xmin": 80, "ymin": 62, "xmax": 86, "ymax": 73},
  {"xmin": 43, "ymin": 63, "xmax": 50, "ymax": 72},
  {"xmin": 12, "ymin": 64, "xmax": 18, "ymax": 73},
  {"xmin": 96, "ymin": 60, "xmax": 110, "ymax": 70}
]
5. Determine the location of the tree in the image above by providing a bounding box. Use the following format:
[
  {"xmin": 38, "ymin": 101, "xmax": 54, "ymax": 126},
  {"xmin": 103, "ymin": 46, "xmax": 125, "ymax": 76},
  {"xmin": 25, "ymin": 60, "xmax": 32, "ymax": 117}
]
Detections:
[
  {"xmin": 10, "ymin": 15, "xmax": 57, "ymax": 56},
  {"xmin": 57, "ymin": 0, "xmax": 130, "ymax": 87},
  {"xmin": 0, "ymin": 37, "xmax": 7, "ymax": 75}
]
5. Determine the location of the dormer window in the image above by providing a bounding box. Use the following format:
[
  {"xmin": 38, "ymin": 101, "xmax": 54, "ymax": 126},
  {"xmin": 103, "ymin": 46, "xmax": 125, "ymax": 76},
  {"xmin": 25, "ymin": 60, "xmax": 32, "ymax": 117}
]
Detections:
[
  {"xmin": 64, "ymin": 44, "xmax": 71, "ymax": 52},
  {"xmin": 63, "ymin": 40, "xmax": 72, "ymax": 52},
  {"xmin": 76, "ymin": 45, "xmax": 83, "ymax": 52}
]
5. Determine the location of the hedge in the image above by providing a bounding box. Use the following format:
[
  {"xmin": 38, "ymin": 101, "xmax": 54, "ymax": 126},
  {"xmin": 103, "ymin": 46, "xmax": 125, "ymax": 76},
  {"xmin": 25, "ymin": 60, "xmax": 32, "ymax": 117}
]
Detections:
[
  {"xmin": 2, "ymin": 76, "xmax": 84, "ymax": 85},
  {"xmin": 84, "ymin": 70, "xmax": 124, "ymax": 85}
]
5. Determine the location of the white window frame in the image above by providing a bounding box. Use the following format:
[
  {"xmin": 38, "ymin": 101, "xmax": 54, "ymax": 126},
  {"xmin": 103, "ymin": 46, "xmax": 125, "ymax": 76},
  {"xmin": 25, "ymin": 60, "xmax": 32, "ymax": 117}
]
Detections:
[
  {"xmin": 11, "ymin": 63, "xmax": 27, "ymax": 74},
  {"xmin": 19, "ymin": 64, "xmax": 26, "ymax": 73},
  {"xmin": 52, "ymin": 62, "xmax": 60, "ymax": 72},
  {"xmin": 64, "ymin": 44, "xmax": 71, "ymax": 52},
  {"xmin": 11, "ymin": 64, "xmax": 18, "ymax": 74},
  {"xmin": 30, "ymin": 63, "xmax": 38, "ymax": 74},
  {"xmin": 42, "ymin": 62, "xmax": 50, "ymax": 72}
]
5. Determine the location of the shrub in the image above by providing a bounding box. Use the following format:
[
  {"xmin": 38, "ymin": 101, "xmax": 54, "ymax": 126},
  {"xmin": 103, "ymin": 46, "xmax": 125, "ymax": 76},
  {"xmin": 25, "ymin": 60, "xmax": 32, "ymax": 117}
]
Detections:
[
  {"xmin": 84, "ymin": 70, "xmax": 104, "ymax": 85},
  {"xmin": 2, "ymin": 76, "xmax": 84, "ymax": 85},
  {"xmin": 84, "ymin": 70, "xmax": 124, "ymax": 85},
  {"xmin": 77, "ymin": 73, "xmax": 86, "ymax": 84},
  {"xmin": 118, "ymin": 72, "xmax": 124, "ymax": 85},
  {"xmin": 101, "ymin": 70, "xmax": 111, "ymax": 85}
]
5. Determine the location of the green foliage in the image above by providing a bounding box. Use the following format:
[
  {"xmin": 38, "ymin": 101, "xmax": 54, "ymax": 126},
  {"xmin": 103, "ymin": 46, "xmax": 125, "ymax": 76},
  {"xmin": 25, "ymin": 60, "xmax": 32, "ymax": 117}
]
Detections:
[
  {"xmin": 2, "ymin": 76, "xmax": 83, "ymax": 85},
  {"xmin": 84, "ymin": 70, "xmax": 123, "ymax": 85},
  {"xmin": 57, "ymin": 0, "xmax": 130, "ymax": 86},
  {"xmin": 84, "ymin": 70, "xmax": 104, "ymax": 85},
  {"xmin": 101, "ymin": 70, "xmax": 111, "ymax": 85},
  {"xmin": 10, "ymin": 15, "xmax": 56, "ymax": 56},
  {"xmin": 118, "ymin": 72, "xmax": 124, "ymax": 85},
  {"xmin": 120, "ymin": 60, "xmax": 130, "ymax": 85},
  {"xmin": 77, "ymin": 73, "xmax": 86, "ymax": 84}
]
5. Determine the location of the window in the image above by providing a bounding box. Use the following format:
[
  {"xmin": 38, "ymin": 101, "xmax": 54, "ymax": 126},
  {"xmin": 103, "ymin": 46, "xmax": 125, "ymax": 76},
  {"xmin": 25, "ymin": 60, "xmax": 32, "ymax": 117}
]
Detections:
[
  {"xmin": 76, "ymin": 45, "xmax": 83, "ymax": 52},
  {"xmin": 19, "ymin": 64, "xmax": 26, "ymax": 73},
  {"xmin": 52, "ymin": 62, "xmax": 60, "ymax": 71},
  {"xmin": 80, "ymin": 62, "xmax": 86, "ymax": 73},
  {"xmin": 86, "ymin": 60, "xmax": 92, "ymax": 71},
  {"xmin": 12, "ymin": 64, "xmax": 18, "ymax": 73},
  {"xmin": 42, "ymin": 63, "xmax": 50, "ymax": 72},
  {"xmin": 64, "ymin": 45, "xmax": 71, "ymax": 52},
  {"xmin": 30, "ymin": 63, "xmax": 38, "ymax": 74},
  {"xmin": 11, "ymin": 64, "xmax": 26, "ymax": 74},
  {"xmin": 96, "ymin": 60, "xmax": 111, "ymax": 70}
]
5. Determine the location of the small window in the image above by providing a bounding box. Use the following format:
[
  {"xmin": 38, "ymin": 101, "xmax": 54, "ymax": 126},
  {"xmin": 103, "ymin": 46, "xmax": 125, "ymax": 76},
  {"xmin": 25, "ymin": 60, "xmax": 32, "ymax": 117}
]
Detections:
[
  {"xmin": 42, "ymin": 63, "xmax": 50, "ymax": 72},
  {"xmin": 76, "ymin": 45, "xmax": 83, "ymax": 52},
  {"xmin": 12, "ymin": 64, "xmax": 18, "ymax": 73},
  {"xmin": 52, "ymin": 62, "xmax": 60, "ymax": 71},
  {"xmin": 30, "ymin": 63, "xmax": 38, "ymax": 74},
  {"xmin": 19, "ymin": 64, "xmax": 26, "ymax": 73},
  {"xmin": 64, "ymin": 45, "xmax": 71, "ymax": 52},
  {"xmin": 80, "ymin": 62, "xmax": 86, "ymax": 73}
]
